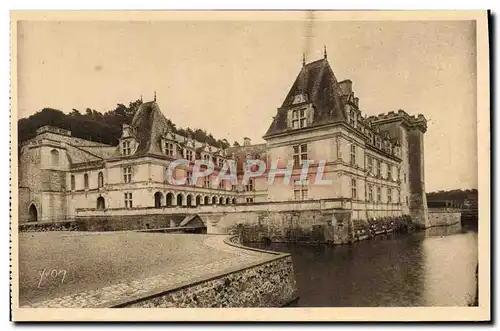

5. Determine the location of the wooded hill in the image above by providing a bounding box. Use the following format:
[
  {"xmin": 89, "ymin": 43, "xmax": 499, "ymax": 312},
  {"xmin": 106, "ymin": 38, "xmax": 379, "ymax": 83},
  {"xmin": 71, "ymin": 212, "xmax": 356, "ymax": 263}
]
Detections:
[{"xmin": 18, "ymin": 99, "xmax": 238, "ymax": 149}]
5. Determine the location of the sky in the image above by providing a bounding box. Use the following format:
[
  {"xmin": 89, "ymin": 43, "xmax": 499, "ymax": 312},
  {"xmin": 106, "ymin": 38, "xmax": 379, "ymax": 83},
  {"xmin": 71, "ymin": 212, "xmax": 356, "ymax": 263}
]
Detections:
[{"xmin": 16, "ymin": 15, "xmax": 477, "ymax": 192}]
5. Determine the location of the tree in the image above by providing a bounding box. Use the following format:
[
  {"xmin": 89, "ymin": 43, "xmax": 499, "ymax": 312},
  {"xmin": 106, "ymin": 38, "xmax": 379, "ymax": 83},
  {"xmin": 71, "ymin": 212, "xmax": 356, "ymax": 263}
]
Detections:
[{"xmin": 233, "ymin": 141, "xmax": 240, "ymax": 147}]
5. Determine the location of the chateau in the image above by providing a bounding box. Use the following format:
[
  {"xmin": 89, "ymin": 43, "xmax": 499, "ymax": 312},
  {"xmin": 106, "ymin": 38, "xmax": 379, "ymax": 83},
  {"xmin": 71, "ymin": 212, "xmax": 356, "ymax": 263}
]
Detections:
[{"xmin": 18, "ymin": 53, "xmax": 429, "ymax": 230}]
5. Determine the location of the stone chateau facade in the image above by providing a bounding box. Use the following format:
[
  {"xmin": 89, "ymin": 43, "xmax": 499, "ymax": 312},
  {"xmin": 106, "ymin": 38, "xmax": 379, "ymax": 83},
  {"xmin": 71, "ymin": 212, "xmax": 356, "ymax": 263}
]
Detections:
[{"xmin": 18, "ymin": 53, "xmax": 429, "ymax": 228}]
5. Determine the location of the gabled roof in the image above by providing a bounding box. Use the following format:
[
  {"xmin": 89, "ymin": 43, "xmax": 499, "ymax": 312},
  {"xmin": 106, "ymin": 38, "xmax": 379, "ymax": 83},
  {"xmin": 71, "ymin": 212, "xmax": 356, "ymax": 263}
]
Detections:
[{"xmin": 264, "ymin": 58, "xmax": 347, "ymax": 138}]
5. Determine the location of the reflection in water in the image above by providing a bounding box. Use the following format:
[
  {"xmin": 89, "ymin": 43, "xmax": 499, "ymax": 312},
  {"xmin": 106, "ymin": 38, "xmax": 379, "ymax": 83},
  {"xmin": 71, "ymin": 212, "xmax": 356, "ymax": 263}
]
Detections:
[{"xmin": 247, "ymin": 224, "xmax": 478, "ymax": 307}]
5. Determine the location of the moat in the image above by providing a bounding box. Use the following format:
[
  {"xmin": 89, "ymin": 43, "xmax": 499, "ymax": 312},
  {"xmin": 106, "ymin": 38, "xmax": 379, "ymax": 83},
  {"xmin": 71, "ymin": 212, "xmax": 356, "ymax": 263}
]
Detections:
[{"xmin": 247, "ymin": 223, "xmax": 478, "ymax": 307}]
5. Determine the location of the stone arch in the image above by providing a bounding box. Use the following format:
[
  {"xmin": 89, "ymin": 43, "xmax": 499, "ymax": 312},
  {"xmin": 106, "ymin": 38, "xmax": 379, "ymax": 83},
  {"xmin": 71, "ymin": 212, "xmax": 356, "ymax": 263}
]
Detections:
[
  {"xmin": 166, "ymin": 192, "xmax": 174, "ymax": 207},
  {"xmin": 50, "ymin": 149, "xmax": 59, "ymax": 166},
  {"xmin": 225, "ymin": 197, "xmax": 230, "ymax": 205},
  {"xmin": 28, "ymin": 203, "xmax": 38, "ymax": 222},
  {"xmin": 177, "ymin": 193, "xmax": 184, "ymax": 207},
  {"xmin": 96, "ymin": 196, "xmax": 105, "ymax": 210},
  {"xmin": 196, "ymin": 195, "xmax": 201, "ymax": 206},
  {"xmin": 232, "ymin": 198, "xmax": 237, "ymax": 204},
  {"xmin": 204, "ymin": 196, "xmax": 209, "ymax": 205},
  {"xmin": 219, "ymin": 197, "xmax": 224, "ymax": 205},
  {"xmin": 154, "ymin": 191, "xmax": 163, "ymax": 208},
  {"xmin": 212, "ymin": 196, "xmax": 217, "ymax": 205},
  {"xmin": 187, "ymin": 194, "xmax": 193, "ymax": 207}
]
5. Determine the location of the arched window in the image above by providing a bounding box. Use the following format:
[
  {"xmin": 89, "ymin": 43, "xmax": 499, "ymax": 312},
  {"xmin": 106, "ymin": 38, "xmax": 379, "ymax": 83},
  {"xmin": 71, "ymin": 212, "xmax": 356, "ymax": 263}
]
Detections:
[
  {"xmin": 177, "ymin": 194, "xmax": 183, "ymax": 207},
  {"xmin": 28, "ymin": 204, "xmax": 38, "ymax": 222},
  {"xmin": 154, "ymin": 192, "xmax": 163, "ymax": 208},
  {"xmin": 232, "ymin": 198, "xmax": 237, "ymax": 204},
  {"xmin": 70, "ymin": 175, "xmax": 75, "ymax": 190},
  {"xmin": 212, "ymin": 196, "xmax": 216, "ymax": 205},
  {"xmin": 96, "ymin": 196, "xmax": 105, "ymax": 210},
  {"xmin": 98, "ymin": 172, "xmax": 104, "ymax": 188},
  {"xmin": 226, "ymin": 197, "xmax": 230, "ymax": 204},
  {"xmin": 187, "ymin": 194, "xmax": 193, "ymax": 207},
  {"xmin": 204, "ymin": 196, "xmax": 209, "ymax": 205},
  {"xmin": 84, "ymin": 174, "xmax": 89, "ymax": 189},
  {"xmin": 196, "ymin": 195, "xmax": 201, "ymax": 206},
  {"xmin": 166, "ymin": 193, "xmax": 174, "ymax": 207},
  {"xmin": 50, "ymin": 149, "xmax": 59, "ymax": 166},
  {"xmin": 219, "ymin": 197, "xmax": 223, "ymax": 205}
]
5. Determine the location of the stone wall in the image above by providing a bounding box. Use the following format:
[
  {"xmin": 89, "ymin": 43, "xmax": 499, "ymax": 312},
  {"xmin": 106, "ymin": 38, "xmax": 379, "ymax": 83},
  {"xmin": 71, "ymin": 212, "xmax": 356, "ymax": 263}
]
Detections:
[
  {"xmin": 18, "ymin": 214, "xmax": 204, "ymax": 232},
  {"xmin": 428, "ymin": 209, "xmax": 462, "ymax": 227},
  {"xmin": 116, "ymin": 253, "xmax": 297, "ymax": 308}
]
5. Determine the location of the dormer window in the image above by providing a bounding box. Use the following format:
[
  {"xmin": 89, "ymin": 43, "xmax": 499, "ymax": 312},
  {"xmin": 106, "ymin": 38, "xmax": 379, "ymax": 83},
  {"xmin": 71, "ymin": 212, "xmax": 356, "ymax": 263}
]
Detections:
[
  {"xmin": 349, "ymin": 110, "xmax": 356, "ymax": 127},
  {"xmin": 164, "ymin": 141, "xmax": 175, "ymax": 157},
  {"xmin": 292, "ymin": 108, "xmax": 307, "ymax": 129},
  {"xmin": 122, "ymin": 141, "xmax": 132, "ymax": 156},
  {"xmin": 186, "ymin": 149, "xmax": 193, "ymax": 161},
  {"xmin": 203, "ymin": 154, "xmax": 211, "ymax": 163},
  {"xmin": 218, "ymin": 158, "xmax": 224, "ymax": 168}
]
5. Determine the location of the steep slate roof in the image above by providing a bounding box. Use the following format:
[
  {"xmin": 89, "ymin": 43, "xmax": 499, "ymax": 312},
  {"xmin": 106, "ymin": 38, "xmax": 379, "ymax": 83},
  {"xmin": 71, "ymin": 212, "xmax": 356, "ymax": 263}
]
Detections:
[
  {"xmin": 130, "ymin": 101, "xmax": 171, "ymax": 157},
  {"xmin": 264, "ymin": 58, "xmax": 347, "ymax": 138},
  {"xmin": 128, "ymin": 101, "xmax": 221, "ymax": 158}
]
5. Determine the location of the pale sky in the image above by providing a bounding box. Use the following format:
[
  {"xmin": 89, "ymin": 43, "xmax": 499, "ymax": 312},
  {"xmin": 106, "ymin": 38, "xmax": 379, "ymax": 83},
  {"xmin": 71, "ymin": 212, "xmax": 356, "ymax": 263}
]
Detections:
[{"xmin": 16, "ymin": 17, "xmax": 477, "ymax": 192}]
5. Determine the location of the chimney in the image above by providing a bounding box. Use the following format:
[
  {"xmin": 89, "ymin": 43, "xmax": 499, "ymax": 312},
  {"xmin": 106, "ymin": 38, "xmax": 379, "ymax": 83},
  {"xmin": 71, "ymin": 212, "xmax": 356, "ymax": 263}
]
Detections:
[
  {"xmin": 338, "ymin": 80, "xmax": 353, "ymax": 96},
  {"xmin": 243, "ymin": 137, "xmax": 251, "ymax": 147}
]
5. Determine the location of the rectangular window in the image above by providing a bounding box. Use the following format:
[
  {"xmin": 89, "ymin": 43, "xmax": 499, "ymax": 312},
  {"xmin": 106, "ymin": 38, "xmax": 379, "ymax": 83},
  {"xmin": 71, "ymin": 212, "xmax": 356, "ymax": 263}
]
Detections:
[
  {"xmin": 367, "ymin": 156, "xmax": 373, "ymax": 174},
  {"xmin": 246, "ymin": 178, "xmax": 254, "ymax": 191},
  {"xmin": 122, "ymin": 141, "xmax": 131, "ymax": 155},
  {"xmin": 293, "ymin": 180, "xmax": 308, "ymax": 200},
  {"xmin": 203, "ymin": 176, "xmax": 210, "ymax": 188},
  {"xmin": 71, "ymin": 175, "xmax": 75, "ymax": 190},
  {"xmin": 377, "ymin": 160, "xmax": 381, "ymax": 177},
  {"xmin": 123, "ymin": 167, "xmax": 132, "ymax": 183},
  {"xmin": 368, "ymin": 184, "xmax": 373, "ymax": 202},
  {"xmin": 219, "ymin": 179, "xmax": 225, "ymax": 189},
  {"xmin": 291, "ymin": 108, "xmax": 307, "ymax": 129},
  {"xmin": 398, "ymin": 189, "xmax": 401, "ymax": 204},
  {"xmin": 350, "ymin": 144, "xmax": 356, "ymax": 165},
  {"xmin": 218, "ymin": 158, "xmax": 224, "ymax": 168},
  {"xmin": 203, "ymin": 154, "xmax": 211, "ymax": 162},
  {"xmin": 377, "ymin": 186, "xmax": 381, "ymax": 202},
  {"xmin": 165, "ymin": 142, "xmax": 175, "ymax": 157},
  {"xmin": 246, "ymin": 197, "xmax": 254, "ymax": 203},
  {"xmin": 387, "ymin": 188, "xmax": 392, "ymax": 203},
  {"xmin": 124, "ymin": 192, "xmax": 133, "ymax": 208},
  {"xmin": 293, "ymin": 144, "xmax": 308, "ymax": 167},
  {"xmin": 351, "ymin": 178, "xmax": 357, "ymax": 199},
  {"xmin": 186, "ymin": 170, "xmax": 193, "ymax": 185},
  {"xmin": 387, "ymin": 165, "xmax": 392, "ymax": 181},
  {"xmin": 186, "ymin": 150, "xmax": 193, "ymax": 161},
  {"xmin": 232, "ymin": 184, "xmax": 237, "ymax": 191}
]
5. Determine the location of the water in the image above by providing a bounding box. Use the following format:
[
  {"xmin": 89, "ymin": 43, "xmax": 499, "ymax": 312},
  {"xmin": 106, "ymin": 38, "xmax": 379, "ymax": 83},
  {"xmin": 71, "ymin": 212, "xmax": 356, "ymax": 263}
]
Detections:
[{"xmin": 247, "ymin": 223, "xmax": 478, "ymax": 307}]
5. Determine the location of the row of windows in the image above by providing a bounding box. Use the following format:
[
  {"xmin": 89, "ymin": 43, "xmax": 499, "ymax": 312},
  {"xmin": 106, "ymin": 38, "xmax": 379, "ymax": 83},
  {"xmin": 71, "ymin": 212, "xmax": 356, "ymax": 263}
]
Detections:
[
  {"xmin": 69, "ymin": 169, "xmax": 255, "ymax": 191},
  {"xmin": 294, "ymin": 143, "xmax": 400, "ymax": 182},
  {"xmin": 70, "ymin": 172, "xmax": 104, "ymax": 190},
  {"xmin": 346, "ymin": 110, "xmax": 400, "ymax": 157},
  {"xmin": 358, "ymin": 181, "xmax": 401, "ymax": 204},
  {"xmin": 366, "ymin": 155, "xmax": 400, "ymax": 181}
]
